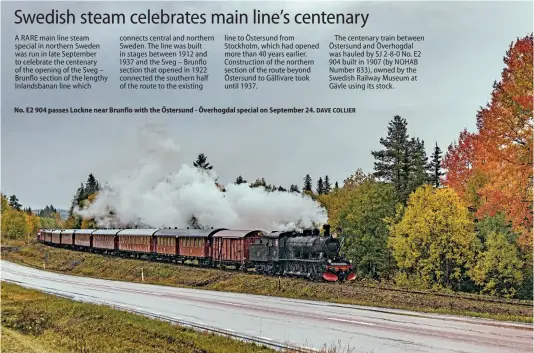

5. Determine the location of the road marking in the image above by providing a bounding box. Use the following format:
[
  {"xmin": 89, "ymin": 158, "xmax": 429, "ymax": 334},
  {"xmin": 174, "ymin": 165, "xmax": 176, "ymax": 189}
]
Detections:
[
  {"xmin": 259, "ymin": 336, "xmax": 273, "ymax": 341},
  {"xmin": 327, "ymin": 317, "xmax": 376, "ymax": 326}
]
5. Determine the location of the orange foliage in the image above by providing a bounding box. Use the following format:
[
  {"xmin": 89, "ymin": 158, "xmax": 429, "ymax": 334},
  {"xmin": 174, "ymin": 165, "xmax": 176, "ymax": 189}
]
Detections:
[{"xmin": 443, "ymin": 34, "xmax": 533, "ymax": 246}]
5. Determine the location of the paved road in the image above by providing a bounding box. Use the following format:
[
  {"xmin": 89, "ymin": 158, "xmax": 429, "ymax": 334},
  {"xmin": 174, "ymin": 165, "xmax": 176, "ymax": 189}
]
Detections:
[{"xmin": 1, "ymin": 260, "xmax": 532, "ymax": 353}]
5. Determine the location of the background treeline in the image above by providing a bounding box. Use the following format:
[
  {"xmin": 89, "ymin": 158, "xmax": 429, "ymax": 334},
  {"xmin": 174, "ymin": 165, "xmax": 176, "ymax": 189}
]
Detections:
[{"xmin": 2, "ymin": 35, "xmax": 531, "ymax": 300}]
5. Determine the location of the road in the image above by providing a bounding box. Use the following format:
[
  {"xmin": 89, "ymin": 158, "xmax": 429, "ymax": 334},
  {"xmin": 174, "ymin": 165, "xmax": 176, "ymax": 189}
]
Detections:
[{"xmin": 1, "ymin": 260, "xmax": 532, "ymax": 353}]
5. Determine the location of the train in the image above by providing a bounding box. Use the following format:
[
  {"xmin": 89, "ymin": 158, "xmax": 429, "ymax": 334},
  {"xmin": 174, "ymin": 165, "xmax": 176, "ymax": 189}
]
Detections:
[{"xmin": 36, "ymin": 224, "xmax": 356, "ymax": 282}]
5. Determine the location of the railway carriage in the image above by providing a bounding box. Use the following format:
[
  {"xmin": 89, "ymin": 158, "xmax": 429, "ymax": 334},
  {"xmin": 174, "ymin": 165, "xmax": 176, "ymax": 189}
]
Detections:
[
  {"xmin": 74, "ymin": 229, "xmax": 95, "ymax": 248},
  {"xmin": 60, "ymin": 229, "xmax": 76, "ymax": 246},
  {"xmin": 152, "ymin": 228, "xmax": 180, "ymax": 256},
  {"xmin": 51, "ymin": 229, "xmax": 62, "ymax": 245},
  {"xmin": 117, "ymin": 229, "xmax": 158, "ymax": 254},
  {"xmin": 212, "ymin": 230, "xmax": 265, "ymax": 267},
  {"xmin": 176, "ymin": 228, "xmax": 224, "ymax": 260},
  {"xmin": 92, "ymin": 229, "xmax": 119, "ymax": 251}
]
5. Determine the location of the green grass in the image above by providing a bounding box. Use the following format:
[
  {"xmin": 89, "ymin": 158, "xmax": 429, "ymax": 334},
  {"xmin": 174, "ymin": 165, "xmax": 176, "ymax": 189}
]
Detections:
[
  {"xmin": 3, "ymin": 282, "xmax": 339, "ymax": 353},
  {"xmin": 2, "ymin": 241, "xmax": 532, "ymax": 323}
]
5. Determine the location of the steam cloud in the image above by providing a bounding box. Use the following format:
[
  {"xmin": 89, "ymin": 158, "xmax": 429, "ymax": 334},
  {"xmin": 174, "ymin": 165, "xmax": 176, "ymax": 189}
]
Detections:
[{"xmin": 76, "ymin": 123, "xmax": 328, "ymax": 231}]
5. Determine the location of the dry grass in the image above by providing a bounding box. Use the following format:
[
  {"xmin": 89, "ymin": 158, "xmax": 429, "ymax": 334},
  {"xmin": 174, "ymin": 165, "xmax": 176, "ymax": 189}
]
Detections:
[{"xmin": 2, "ymin": 241, "xmax": 532, "ymax": 323}]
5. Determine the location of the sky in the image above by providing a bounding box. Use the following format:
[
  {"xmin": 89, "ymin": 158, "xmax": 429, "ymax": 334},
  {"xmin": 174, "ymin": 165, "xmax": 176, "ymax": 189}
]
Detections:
[{"xmin": 1, "ymin": 1, "xmax": 533, "ymax": 210}]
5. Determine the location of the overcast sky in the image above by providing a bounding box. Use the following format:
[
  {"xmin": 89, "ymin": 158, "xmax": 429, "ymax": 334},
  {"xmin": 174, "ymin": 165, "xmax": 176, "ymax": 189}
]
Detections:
[{"xmin": 1, "ymin": 1, "xmax": 532, "ymax": 209}]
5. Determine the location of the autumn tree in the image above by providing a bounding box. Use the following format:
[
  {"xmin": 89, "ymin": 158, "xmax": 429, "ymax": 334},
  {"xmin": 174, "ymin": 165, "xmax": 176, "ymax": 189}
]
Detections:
[
  {"xmin": 442, "ymin": 129, "xmax": 479, "ymax": 205},
  {"xmin": 235, "ymin": 176, "xmax": 247, "ymax": 185},
  {"xmin": 428, "ymin": 143, "xmax": 443, "ymax": 187},
  {"xmin": 474, "ymin": 34, "xmax": 533, "ymax": 245},
  {"xmin": 303, "ymin": 174, "xmax": 312, "ymax": 192},
  {"xmin": 469, "ymin": 214, "xmax": 524, "ymax": 297},
  {"xmin": 323, "ymin": 176, "xmax": 331, "ymax": 194},
  {"xmin": 343, "ymin": 169, "xmax": 375, "ymax": 189},
  {"xmin": 193, "ymin": 153, "xmax": 213, "ymax": 171},
  {"xmin": 388, "ymin": 185, "xmax": 479, "ymax": 290},
  {"xmin": 316, "ymin": 177, "xmax": 324, "ymax": 195},
  {"xmin": 8, "ymin": 195, "xmax": 21, "ymax": 211},
  {"xmin": 330, "ymin": 180, "xmax": 397, "ymax": 278}
]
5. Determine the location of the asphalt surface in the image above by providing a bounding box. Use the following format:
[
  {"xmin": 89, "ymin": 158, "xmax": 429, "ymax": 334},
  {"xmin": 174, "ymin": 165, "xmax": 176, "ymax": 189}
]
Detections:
[{"xmin": 1, "ymin": 260, "xmax": 532, "ymax": 353}]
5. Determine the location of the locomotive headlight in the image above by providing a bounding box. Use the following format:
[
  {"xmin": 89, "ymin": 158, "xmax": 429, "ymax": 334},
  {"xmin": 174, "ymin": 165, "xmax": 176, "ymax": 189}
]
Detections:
[
  {"xmin": 349, "ymin": 260, "xmax": 352, "ymax": 264},
  {"xmin": 328, "ymin": 259, "xmax": 332, "ymax": 264}
]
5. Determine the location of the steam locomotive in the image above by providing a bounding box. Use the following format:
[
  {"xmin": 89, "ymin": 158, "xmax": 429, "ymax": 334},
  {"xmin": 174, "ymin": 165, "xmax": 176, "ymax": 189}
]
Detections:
[{"xmin": 37, "ymin": 224, "xmax": 356, "ymax": 282}]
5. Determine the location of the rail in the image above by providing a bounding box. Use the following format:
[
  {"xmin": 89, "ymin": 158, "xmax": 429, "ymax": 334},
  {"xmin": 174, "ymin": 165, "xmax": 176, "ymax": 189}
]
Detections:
[{"xmin": 36, "ymin": 240, "xmax": 534, "ymax": 308}]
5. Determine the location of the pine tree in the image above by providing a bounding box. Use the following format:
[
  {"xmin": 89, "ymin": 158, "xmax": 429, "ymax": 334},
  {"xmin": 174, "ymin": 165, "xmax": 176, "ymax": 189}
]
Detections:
[
  {"xmin": 193, "ymin": 153, "xmax": 213, "ymax": 171},
  {"xmin": 303, "ymin": 174, "xmax": 312, "ymax": 192},
  {"xmin": 85, "ymin": 174, "xmax": 100, "ymax": 195},
  {"xmin": 371, "ymin": 115, "xmax": 412, "ymax": 203},
  {"xmin": 316, "ymin": 177, "xmax": 324, "ymax": 195},
  {"xmin": 8, "ymin": 195, "xmax": 21, "ymax": 211},
  {"xmin": 235, "ymin": 176, "xmax": 247, "ymax": 184},
  {"xmin": 334, "ymin": 181, "xmax": 339, "ymax": 189},
  {"xmin": 250, "ymin": 178, "xmax": 267, "ymax": 188},
  {"xmin": 289, "ymin": 184, "xmax": 300, "ymax": 193},
  {"xmin": 324, "ymin": 175, "xmax": 331, "ymax": 194},
  {"xmin": 277, "ymin": 185, "xmax": 287, "ymax": 192},
  {"xmin": 429, "ymin": 142, "xmax": 443, "ymax": 187},
  {"xmin": 406, "ymin": 138, "xmax": 430, "ymax": 196}
]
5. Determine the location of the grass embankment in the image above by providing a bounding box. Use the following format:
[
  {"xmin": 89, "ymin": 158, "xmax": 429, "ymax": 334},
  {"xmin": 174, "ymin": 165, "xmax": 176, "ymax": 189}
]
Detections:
[
  {"xmin": 2, "ymin": 241, "xmax": 532, "ymax": 323},
  {"xmin": 2, "ymin": 282, "xmax": 342, "ymax": 353}
]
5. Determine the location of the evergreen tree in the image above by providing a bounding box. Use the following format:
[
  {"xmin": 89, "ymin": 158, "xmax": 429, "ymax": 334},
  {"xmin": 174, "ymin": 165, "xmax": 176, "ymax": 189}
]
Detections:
[
  {"xmin": 324, "ymin": 175, "xmax": 331, "ymax": 194},
  {"xmin": 429, "ymin": 142, "xmax": 443, "ymax": 187},
  {"xmin": 24, "ymin": 207, "xmax": 32, "ymax": 215},
  {"xmin": 277, "ymin": 185, "xmax": 287, "ymax": 192},
  {"xmin": 8, "ymin": 195, "xmax": 21, "ymax": 211},
  {"xmin": 289, "ymin": 184, "xmax": 300, "ymax": 193},
  {"xmin": 193, "ymin": 153, "xmax": 213, "ymax": 171},
  {"xmin": 406, "ymin": 138, "xmax": 430, "ymax": 196},
  {"xmin": 250, "ymin": 178, "xmax": 267, "ymax": 188},
  {"xmin": 316, "ymin": 177, "xmax": 324, "ymax": 195},
  {"xmin": 334, "ymin": 181, "xmax": 339, "ymax": 189},
  {"xmin": 235, "ymin": 175, "xmax": 247, "ymax": 184},
  {"xmin": 371, "ymin": 115, "xmax": 411, "ymax": 204},
  {"xmin": 85, "ymin": 173, "xmax": 100, "ymax": 195},
  {"xmin": 303, "ymin": 174, "xmax": 313, "ymax": 192}
]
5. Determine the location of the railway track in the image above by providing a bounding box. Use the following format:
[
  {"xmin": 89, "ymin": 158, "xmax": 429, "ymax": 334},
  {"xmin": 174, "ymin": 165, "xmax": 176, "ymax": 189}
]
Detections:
[{"xmin": 38, "ymin": 241, "xmax": 533, "ymax": 308}]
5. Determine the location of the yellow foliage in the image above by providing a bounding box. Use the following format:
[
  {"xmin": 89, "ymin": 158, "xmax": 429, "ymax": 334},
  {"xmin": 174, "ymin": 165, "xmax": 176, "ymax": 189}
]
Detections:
[{"xmin": 388, "ymin": 185, "xmax": 479, "ymax": 289}]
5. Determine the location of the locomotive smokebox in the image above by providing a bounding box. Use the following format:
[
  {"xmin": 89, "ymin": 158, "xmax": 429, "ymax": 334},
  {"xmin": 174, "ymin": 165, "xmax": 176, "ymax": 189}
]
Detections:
[{"xmin": 323, "ymin": 224, "xmax": 330, "ymax": 237}]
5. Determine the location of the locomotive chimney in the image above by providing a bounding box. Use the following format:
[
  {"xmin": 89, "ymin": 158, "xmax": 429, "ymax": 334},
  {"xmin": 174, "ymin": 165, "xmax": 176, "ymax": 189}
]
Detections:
[{"xmin": 323, "ymin": 224, "xmax": 330, "ymax": 237}]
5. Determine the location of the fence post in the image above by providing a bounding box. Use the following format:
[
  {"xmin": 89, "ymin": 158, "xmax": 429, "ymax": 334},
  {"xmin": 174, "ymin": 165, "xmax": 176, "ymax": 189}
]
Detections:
[{"xmin": 141, "ymin": 268, "xmax": 144, "ymax": 282}]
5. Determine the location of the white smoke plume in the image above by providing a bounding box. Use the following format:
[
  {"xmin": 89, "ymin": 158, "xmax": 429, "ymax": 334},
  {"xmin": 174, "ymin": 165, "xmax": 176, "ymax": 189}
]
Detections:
[{"xmin": 76, "ymin": 123, "xmax": 328, "ymax": 231}]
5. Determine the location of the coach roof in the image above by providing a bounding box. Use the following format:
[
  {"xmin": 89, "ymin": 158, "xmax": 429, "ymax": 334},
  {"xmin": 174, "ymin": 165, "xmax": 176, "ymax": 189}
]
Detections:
[
  {"xmin": 117, "ymin": 229, "xmax": 159, "ymax": 236},
  {"xmin": 92, "ymin": 229, "xmax": 122, "ymax": 235},
  {"xmin": 212, "ymin": 230, "xmax": 265, "ymax": 239},
  {"xmin": 153, "ymin": 228, "xmax": 225, "ymax": 238}
]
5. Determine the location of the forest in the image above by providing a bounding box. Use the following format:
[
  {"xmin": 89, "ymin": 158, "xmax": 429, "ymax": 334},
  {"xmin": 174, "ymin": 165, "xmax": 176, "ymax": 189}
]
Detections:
[{"xmin": 1, "ymin": 34, "xmax": 531, "ymax": 299}]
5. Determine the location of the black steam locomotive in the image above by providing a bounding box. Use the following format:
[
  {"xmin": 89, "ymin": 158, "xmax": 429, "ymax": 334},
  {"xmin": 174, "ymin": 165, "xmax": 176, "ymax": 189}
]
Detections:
[{"xmin": 250, "ymin": 225, "xmax": 356, "ymax": 282}]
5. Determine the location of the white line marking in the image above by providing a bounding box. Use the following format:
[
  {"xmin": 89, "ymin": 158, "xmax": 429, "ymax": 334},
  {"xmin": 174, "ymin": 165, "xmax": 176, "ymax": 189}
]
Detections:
[
  {"xmin": 327, "ymin": 317, "xmax": 376, "ymax": 326},
  {"xmin": 259, "ymin": 336, "xmax": 273, "ymax": 341}
]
